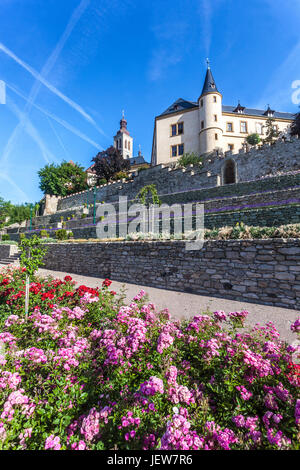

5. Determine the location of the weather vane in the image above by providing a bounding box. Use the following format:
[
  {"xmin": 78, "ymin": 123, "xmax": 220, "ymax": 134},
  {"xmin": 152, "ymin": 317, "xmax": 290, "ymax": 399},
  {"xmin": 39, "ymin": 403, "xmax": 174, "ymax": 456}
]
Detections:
[{"xmin": 206, "ymin": 58, "xmax": 210, "ymax": 68}]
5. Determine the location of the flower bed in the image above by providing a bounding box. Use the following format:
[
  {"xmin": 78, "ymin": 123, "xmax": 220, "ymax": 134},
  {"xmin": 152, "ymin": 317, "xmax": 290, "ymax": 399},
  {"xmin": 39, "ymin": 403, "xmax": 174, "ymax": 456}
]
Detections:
[{"xmin": 0, "ymin": 267, "xmax": 299, "ymax": 450}]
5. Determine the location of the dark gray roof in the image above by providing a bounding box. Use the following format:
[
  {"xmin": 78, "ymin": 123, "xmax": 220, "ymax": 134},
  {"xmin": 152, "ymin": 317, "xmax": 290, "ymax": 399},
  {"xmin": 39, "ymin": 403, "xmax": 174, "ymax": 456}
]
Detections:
[
  {"xmin": 129, "ymin": 155, "xmax": 146, "ymax": 166},
  {"xmin": 157, "ymin": 99, "xmax": 294, "ymax": 120},
  {"xmin": 159, "ymin": 98, "xmax": 198, "ymax": 117},
  {"xmin": 222, "ymin": 105, "xmax": 294, "ymax": 120},
  {"xmin": 201, "ymin": 67, "xmax": 219, "ymax": 96}
]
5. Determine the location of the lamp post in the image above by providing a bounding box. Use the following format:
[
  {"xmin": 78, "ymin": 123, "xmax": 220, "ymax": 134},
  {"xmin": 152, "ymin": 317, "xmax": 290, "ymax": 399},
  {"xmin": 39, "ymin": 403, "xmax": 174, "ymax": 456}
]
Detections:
[
  {"xmin": 29, "ymin": 204, "xmax": 33, "ymax": 231},
  {"xmin": 86, "ymin": 186, "xmax": 90, "ymax": 210},
  {"xmin": 93, "ymin": 186, "xmax": 97, "ymax": 225}
]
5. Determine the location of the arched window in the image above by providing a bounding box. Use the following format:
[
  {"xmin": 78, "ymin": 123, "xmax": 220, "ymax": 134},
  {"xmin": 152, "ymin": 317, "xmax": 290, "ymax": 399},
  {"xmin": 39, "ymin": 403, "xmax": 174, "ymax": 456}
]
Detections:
[
  {"xmin": 128, "ymin": 141, "xmax": 130, "ymax": 151},
  {"xmin": 223, "ymin": 159, "xmax": 236, "ymax": 185},
  {"xmin": 125, "ymin": 140, "xmax": 127, "ymax": 149}
]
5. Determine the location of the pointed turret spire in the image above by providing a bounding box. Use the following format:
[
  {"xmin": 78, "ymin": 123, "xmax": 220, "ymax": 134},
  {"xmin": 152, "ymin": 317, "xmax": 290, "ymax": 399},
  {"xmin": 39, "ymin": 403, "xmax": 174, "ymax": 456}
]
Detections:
[{"xmin": 200, "ymin": 60, "xmax": 219, "ymax": 96}]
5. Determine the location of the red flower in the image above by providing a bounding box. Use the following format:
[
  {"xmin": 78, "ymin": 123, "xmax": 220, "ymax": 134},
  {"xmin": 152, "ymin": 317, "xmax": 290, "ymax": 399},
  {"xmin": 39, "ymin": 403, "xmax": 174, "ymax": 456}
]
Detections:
[
  {"xmin": 64, "ymin": 276, "xmax": 73, "ymax": 282},
  {"xmin": 110, "ymin": 291, "xmax": 117, "ymax": 296},
  {"xmin": 102, "ymin": 279, "xmax": 112, "ymax": 288}
]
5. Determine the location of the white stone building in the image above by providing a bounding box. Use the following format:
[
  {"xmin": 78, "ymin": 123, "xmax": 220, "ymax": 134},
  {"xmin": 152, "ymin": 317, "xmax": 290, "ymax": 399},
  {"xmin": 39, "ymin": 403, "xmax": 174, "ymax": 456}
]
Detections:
[{"xmin": 151, "ymin": 64, "xmax": 294, "ymax": 166}]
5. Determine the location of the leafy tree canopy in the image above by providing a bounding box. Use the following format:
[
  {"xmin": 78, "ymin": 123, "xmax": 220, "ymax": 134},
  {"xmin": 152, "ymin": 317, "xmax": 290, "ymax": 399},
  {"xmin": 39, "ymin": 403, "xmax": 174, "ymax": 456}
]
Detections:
[
  {"xmin": 246, "ymin": 133, "xmax": 261, "ymax": 146},
  {"xmin": 0, "ymin": 197, "xmax": 39, "ymax": 228},
  {"xmin": 92, "ymin": 146, "xmax": 130, "ymax": 183},
  {"xmin": 38, "ymin": 161, "xmax": 87, "ymax": 196},
  {"xmin": 264, "ymin": 117, "xmax": 279, "ymax": 143}
]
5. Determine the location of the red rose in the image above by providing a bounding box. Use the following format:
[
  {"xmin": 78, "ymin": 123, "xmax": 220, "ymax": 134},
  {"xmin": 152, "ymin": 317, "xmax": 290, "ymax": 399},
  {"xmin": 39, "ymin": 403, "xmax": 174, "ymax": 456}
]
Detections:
[
  {"xmin": 64, "ymin": 276, "xmax": 73, "ymax": 282},
  {"xmin": 102, "ymin": 279, "xmax": 112, "ymax": 288}
]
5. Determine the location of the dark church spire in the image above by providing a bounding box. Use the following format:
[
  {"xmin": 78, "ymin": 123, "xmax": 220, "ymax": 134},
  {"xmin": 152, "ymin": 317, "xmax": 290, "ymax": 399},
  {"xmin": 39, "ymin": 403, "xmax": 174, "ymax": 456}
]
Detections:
[{"xmin": 200, "ymin": 59, "xmax": 219, "ymax": 96}]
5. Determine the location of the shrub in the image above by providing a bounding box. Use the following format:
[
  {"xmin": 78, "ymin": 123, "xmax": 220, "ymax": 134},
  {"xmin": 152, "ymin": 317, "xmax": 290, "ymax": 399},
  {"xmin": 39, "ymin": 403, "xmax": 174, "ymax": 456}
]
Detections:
[
  {"xmin": 39, "ymin": 230, "xmax": 49, "ymax": 239},
  {"xmin": 99, "ymin": 178, "xmax": 107, "ymax": 185},
  {"xmin": 1, "ymin": 234, "xmax": 10, "ymax": 241},
  {"xmin": 177, "ymin": 152, "xmax": 203, "ymax": 168},
  {"xmin": 0, "ymin": 269, "xmax": 299, "ymax": 450},
  {"xmin": 68, "ymin": 231, "xmax": 74, "ymax": 239},
  {"xmin": 112, "ymin": 171, "xmax": 129, "ymax": 181},
  {"xmin": 81, "ymin": 213, "xmax": 87, "ymax": 219},
  {"xmin": 55, "ymin": 229, "xmax": 69, "ymax": 241}
]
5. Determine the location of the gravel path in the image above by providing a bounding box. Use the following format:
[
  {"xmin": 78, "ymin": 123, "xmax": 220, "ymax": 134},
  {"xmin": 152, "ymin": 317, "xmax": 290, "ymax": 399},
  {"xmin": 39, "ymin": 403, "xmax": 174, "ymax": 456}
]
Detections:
[{"xmin": 36, "ymin": 267, "xmax": 300, "ymax": 345}]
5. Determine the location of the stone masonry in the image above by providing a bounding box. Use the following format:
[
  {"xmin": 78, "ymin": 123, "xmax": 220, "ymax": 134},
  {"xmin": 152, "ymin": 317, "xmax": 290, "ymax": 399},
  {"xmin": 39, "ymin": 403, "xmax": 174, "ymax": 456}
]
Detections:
[{"xmin": 42, "ymin": 239, "xmax": 300, "ymax": 309}]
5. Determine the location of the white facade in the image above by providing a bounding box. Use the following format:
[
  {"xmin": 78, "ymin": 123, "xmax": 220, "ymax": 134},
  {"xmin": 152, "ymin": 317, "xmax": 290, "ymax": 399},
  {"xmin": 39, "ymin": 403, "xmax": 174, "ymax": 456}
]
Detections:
[{"xmin": 151, "ymin": 67, "xmax": 294, "ymax": 166}]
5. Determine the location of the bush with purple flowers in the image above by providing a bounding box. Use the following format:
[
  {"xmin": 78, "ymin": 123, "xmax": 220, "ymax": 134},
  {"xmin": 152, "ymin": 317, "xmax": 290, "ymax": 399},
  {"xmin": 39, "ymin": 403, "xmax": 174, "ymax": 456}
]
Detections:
[{"xmin": 0, "ymin": 267, "xmax": 299, "ymax": 450}]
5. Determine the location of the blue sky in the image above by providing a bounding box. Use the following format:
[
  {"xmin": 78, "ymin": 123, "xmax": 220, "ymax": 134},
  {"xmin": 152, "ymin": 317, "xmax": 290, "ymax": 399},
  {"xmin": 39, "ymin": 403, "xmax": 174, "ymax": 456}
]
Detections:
[{"xmin": 0, "ymin": 0, "xmax": 300, "ymax": 204}]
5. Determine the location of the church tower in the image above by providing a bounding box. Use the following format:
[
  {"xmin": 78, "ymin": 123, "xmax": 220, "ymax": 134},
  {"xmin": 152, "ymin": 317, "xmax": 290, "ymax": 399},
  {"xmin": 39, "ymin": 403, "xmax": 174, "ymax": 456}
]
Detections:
[
  {"xmin": 198, "ymin": 61, "xmax": 223, "ymax": 154},
  {"xmin": 113, "ymin": 112, "xmax": 133, "ymax": 159}
]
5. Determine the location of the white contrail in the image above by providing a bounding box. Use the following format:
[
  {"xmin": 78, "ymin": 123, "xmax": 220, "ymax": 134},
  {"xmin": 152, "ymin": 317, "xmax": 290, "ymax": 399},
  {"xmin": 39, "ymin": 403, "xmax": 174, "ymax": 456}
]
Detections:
[
  {"xmin": 5, "ymin": 97, "xmax": 57, "ymax": 164},
  {"xmin": 0, "ymin": 171, "xmax": 30, "ymax": 201},
  {"xmin": 7, "ymin": 83, "xmax": 103, "ymax": 150},
  {"xmin": 46, "ymin": 116, "xmax": 70, "ymax": 159},
  {"xmin": 0, "ymin": 42, "xmax": 105, "ymax": 135},
  {"xmin": 24, "ymin": 0, "xmax": 91, "ymax": 115}
]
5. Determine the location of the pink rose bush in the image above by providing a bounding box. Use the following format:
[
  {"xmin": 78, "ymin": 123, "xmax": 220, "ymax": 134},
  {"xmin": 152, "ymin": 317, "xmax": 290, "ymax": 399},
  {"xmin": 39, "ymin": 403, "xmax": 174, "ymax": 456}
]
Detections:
[{"xmin": 0, "ymin": 266, "xmax": 299, "ymax": 450}]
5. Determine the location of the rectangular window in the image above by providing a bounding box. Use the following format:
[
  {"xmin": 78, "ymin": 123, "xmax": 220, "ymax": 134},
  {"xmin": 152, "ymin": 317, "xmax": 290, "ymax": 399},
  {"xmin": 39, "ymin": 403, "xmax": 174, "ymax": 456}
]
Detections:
[
  {"xmin": 178, "ymin": 144, "xmax": 184, "ymax": 155},
  {"xmin": 177, "ymin": 122, "xmax": 184, "ymax": 135},
  {"xmin": 201, "ymin": 99, "xmax": 204, "ymax": 107},
  {"xmin": 171, "ymin": 122, "xmax": 184, "ymax": 136},
  {"xmin": 213, "ymin": 96, "xmax": 217, "ymax": 103},
  {"xmin": 215, "ymin": 134, "xmax": 218, "ymax": 140},
  {"xmin": 226, "ymin": 122, "xmax": 233, "ymax": 132},
  {"xmin": 171, "ymin": 124, "xmax": 177, "ymax": 136},
  {"xmin": 214, "ymin": 115, "xmax": 218, "ymax": 122},
  {"xmin": 228, "ymin": 144, "xmax": 234, "ymax": 151},
  {"xmin": 240, "ymin": 121, "xmax": 248, "ymax": 133},
  {"xmin": 256, "ymin": 123, "xmax": 264, "ymax": 135},
  {"xmin": 201, "ymin": 120, "xmax": 204, "ymax": 129},
  {"xmin": 171, "ymin": 144, "xmax": 184, "ymax": 157}
]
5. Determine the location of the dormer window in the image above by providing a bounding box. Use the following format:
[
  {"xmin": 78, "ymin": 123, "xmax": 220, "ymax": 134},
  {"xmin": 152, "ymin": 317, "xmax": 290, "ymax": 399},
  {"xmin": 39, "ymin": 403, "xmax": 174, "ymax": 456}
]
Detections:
[
  {"xmin": 264, "ymin": 106, "xmax": 275, "ymax": 117},
  {"xmin": 234, "ymin": 102, "xmax": 245, "ymax": 114}
]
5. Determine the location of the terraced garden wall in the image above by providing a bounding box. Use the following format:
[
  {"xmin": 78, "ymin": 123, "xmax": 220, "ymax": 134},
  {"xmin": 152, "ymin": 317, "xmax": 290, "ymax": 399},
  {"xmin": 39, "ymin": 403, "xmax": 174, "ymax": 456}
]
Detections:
[{"xmin": 42, "ymin": 239, "xmax": 300, "ymax": 309}]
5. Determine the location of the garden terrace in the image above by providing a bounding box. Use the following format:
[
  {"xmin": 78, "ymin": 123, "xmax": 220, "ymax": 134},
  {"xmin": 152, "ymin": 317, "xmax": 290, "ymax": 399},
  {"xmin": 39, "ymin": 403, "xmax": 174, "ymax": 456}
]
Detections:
[{"xmin": 40, "ymin": 238, "xmax": 300, "ymax": 309}]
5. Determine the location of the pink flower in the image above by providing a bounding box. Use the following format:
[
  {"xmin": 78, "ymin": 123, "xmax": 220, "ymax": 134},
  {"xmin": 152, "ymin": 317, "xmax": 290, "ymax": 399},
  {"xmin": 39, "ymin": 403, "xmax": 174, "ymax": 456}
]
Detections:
[{"xmin": 45, "ymin": 435, "xmax": 61, "ymax": 450}]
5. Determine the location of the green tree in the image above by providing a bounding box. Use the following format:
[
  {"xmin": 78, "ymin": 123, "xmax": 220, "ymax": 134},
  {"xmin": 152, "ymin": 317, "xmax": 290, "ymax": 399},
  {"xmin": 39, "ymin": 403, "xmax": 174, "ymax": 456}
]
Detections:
[
  {"xmin": 92, "ymin": 146, "xmax": 130, "ymax": 183},
  {"xmin": 246, "ymin": 133, "xmax": 261, "ymax": 146},
  {"xmin": 0, "ymin": 198, "xmax": 39, "ymax": 227},
  {"xmin": 264, "ymin": 117, "xmax": 279, "ymax": 143},
  {"xmin": 19, "ymin": 235, "xmax": 48, "ymax": 318},
  {"xmin": 38, "ymin": 161, "xmax": 87, "ymax": 196},
  {"xmin": 290, "ymin": 110, "xmax": 300, "ymax": 137}
]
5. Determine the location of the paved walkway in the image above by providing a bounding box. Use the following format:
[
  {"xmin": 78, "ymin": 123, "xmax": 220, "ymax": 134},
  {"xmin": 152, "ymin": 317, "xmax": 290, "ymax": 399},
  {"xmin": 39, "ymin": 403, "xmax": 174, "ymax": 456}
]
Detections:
[
  {"xmin": 1, "ymin": 263, "xmax": 298, "ymax": 344},
  {"xmin": 37, "ymin": 267, "xmax": 299, "ymax": 345}
]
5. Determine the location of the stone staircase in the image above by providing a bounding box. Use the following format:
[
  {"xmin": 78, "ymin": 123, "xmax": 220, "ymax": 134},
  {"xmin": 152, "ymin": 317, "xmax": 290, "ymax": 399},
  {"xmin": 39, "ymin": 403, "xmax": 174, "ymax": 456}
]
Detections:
[{"xmin": 0, "ymin": 246, "xmax": 20, "ymax": 266}]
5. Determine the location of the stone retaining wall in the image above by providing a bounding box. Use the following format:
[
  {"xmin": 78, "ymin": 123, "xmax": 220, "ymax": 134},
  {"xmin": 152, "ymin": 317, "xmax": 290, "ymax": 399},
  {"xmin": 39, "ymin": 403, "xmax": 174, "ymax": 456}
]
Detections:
[
  {"xmin": 57, "ymin": 138, "xmax": 300, "ymax": 212},
  {"xmin": 42, "ymin": 239, "xmax": 300, "ymax": 309}
]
